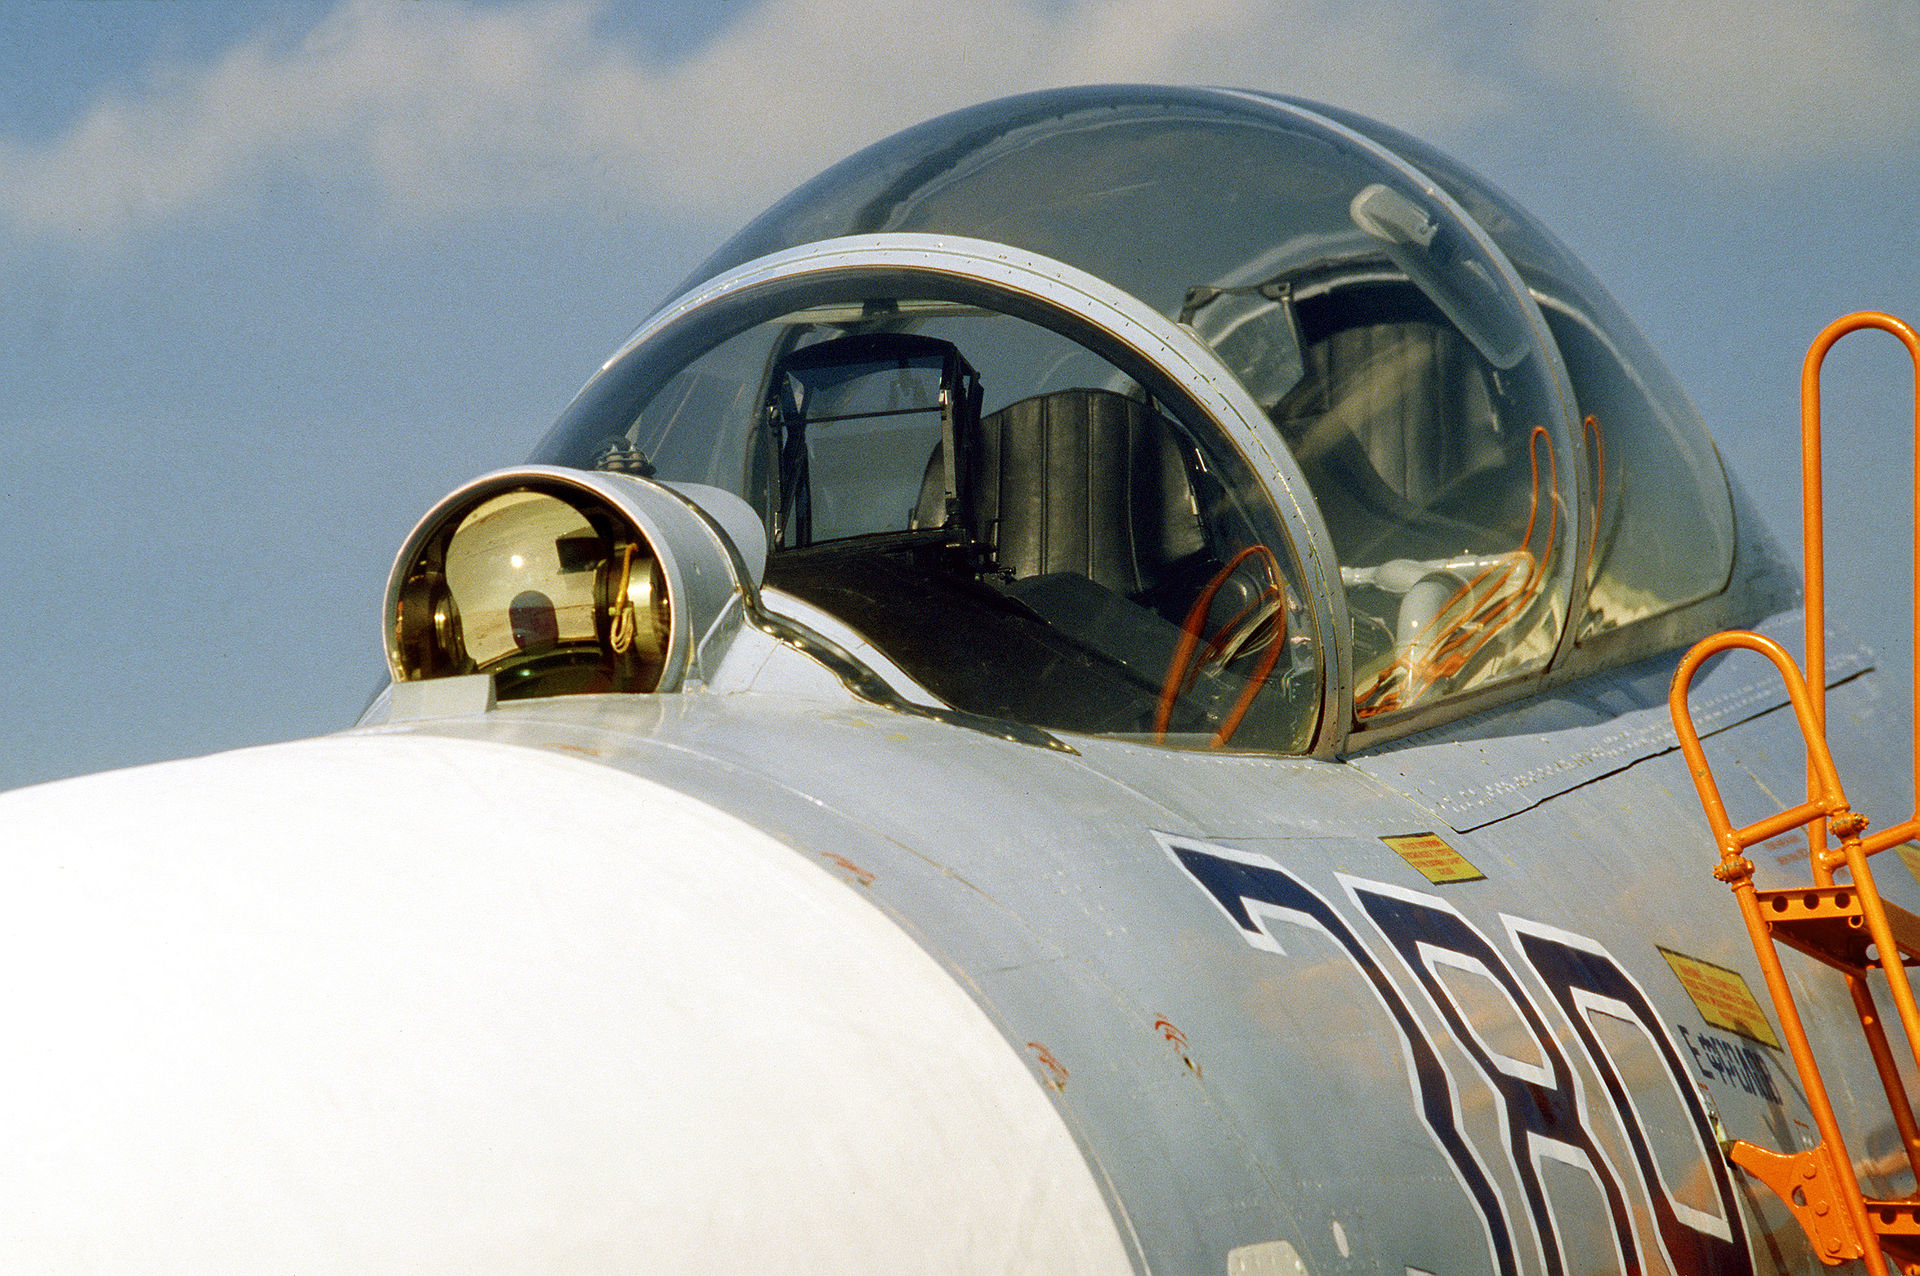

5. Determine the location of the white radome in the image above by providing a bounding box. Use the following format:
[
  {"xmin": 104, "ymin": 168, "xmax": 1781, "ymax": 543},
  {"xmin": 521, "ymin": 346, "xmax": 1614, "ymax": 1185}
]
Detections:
[{"xmin": 0, "ymin": 734, "xmax": 1131, "ymax": 1273}]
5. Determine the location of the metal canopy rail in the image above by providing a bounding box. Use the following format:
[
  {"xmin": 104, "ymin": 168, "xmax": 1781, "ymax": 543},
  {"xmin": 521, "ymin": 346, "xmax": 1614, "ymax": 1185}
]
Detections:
[{"xmin": 1670, "ymin": 311, "xmax": 1920, "ymax": 1274}]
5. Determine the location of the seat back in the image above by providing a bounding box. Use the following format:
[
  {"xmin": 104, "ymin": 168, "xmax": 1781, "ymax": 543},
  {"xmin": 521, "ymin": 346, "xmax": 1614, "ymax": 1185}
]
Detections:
[{"xmin": 918, "ymin": 388, "xmax": 1205, "ymax": 598}]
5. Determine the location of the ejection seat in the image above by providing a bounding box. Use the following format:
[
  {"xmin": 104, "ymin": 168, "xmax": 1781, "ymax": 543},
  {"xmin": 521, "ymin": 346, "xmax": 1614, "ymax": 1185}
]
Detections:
[
  {"xmin": 1271, "ymin": 302, "xmax": 1557, "ymax": 717},
  {"xmin": 913, "ymin": 387, "xmax": 1213, "ymax": 612},
  {"xmin": 1275, "ymin": 317, "xmax": 1509, "ymax": 567},
  {"xmin": 905, "ymin": 385, "xmax": 1280, "ymax": 730}
]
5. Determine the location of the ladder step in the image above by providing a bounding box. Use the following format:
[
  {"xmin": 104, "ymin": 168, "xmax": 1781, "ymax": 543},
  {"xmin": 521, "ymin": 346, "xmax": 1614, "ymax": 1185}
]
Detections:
[
  {"xmin": 1866, "ymin": 1198, "xmax": 1920, "ymax": 1235},
  {"xmin": 1755, "ymin": 886, "xmax": 1920, "ymax": 971},
  {"xmin": 1865, "ymin": 1199, "xmax": 1920, "ymax": 1268}
]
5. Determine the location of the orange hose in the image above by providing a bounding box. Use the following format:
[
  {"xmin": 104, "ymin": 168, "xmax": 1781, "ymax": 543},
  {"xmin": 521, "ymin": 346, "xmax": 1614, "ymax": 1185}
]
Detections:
[
  {"xmin": 1356, "ymin": 426, "xmax": 1561, "ymax": 720},
  {"xmin": 1155, "ymin": 545, "xmax": 1289, "ymax": 747}
]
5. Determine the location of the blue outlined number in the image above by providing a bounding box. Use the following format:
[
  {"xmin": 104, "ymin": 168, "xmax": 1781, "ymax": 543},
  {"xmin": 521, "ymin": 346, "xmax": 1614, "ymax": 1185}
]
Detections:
[{"xmin": 1165, "ymin": 833, "xmax": 1753, "ymax": 1276}]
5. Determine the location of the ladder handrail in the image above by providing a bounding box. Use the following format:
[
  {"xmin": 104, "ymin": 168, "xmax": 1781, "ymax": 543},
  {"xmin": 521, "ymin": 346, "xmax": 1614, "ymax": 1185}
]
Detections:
[
  {"xmin": 1802, "ymin": 312, "xmax": 1920, "ymax": 858},
  {"xmin": 1672, "ymin": 629, "xmax": 1920, "ymax": 1104},
  {"xmin": 1669, "ymin": 630, "xmax": 1857, "ymax": 872}
]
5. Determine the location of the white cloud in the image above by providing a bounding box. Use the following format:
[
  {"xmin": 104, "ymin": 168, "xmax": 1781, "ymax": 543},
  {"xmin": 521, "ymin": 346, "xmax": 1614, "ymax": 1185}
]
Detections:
[
  {"xmin": 0, "ymin": 0, "xmax": 1507, "ymax": 244},
  {"xmin": 9, "ymin": 0, "xmax": 1917, "ymax": 247},
  {"xmin": 1527, "ymin": 0, "xmax": 1920, "ymax": 162}
]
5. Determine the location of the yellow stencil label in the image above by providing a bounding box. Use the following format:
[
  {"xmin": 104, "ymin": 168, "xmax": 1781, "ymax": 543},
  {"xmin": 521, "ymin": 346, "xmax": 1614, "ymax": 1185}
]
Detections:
[
  {"xmin": 1381, "ymin": 832, "xmax": 1485, "ymax": 885},
  {"xmin": 1659, "ymin": 947, "xmax": 1782, "ymax": 1049}
]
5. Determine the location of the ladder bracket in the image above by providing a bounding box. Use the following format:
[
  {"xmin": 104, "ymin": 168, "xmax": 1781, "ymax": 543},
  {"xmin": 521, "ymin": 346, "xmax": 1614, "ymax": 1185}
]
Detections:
[{"xmin": 1728, "ymin": 1139, "xmax": 1866, "ymax": 1264}]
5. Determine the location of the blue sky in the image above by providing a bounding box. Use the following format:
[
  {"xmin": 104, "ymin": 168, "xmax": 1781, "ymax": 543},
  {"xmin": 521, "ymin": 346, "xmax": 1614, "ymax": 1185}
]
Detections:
[{"xmin": 3, "ymin": 0, "xmax": 1917, "ymax": 791}]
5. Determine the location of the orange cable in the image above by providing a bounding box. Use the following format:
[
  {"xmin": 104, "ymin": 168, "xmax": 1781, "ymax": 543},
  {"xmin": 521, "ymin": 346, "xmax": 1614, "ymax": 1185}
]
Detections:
[
  {"xmin": 1155, "ymin": 545, "xmax": 1289, "ymax": 746},
  {"xmin": 1355, "ymin": 426, "xmax": 1561, "ymax": 720}
]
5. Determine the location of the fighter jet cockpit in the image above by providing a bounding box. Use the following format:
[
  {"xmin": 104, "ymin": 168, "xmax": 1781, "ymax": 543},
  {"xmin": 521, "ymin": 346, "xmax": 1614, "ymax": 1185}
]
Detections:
[{"xmin": 528, "ymin": 87, "xmax": 1750, "ymax": 755}]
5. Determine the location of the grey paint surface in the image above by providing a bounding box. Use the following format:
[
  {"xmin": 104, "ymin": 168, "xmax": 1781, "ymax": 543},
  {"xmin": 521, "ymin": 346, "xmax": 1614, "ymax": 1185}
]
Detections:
[{"xmin": 344, "ymin": 619, "xmax": 1904, "ymax": 1273}]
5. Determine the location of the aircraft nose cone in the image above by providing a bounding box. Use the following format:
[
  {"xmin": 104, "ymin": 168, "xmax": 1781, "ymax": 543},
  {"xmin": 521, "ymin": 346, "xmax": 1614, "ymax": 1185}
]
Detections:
[{"xmin": 0, "ymin": 733, "xmax": 1129, "ymax": 1273}]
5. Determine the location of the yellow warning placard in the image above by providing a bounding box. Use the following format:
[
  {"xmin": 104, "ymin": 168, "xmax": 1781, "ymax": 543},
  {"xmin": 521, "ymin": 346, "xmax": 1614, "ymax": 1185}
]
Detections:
[
  {"xmin": 1381, "ymin": 832, "xmax": 1485, "ymax": 885},
  {"xmin": 1659, "ymin": 947, "xmax": 1782, "ymax": 1049}
]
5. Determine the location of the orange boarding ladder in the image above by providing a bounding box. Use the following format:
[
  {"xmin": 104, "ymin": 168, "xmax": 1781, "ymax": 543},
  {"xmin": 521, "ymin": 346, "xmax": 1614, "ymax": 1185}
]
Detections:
[{"xmin": 1670, "ymin": 312, "xmax": 1920, "ymax": 1274}]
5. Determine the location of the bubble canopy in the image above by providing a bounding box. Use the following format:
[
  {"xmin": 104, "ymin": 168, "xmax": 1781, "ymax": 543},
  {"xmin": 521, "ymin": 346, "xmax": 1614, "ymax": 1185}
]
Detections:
[{"xmin": 535, "ymin": 87, "xmax": 1736, "ymax": 753}]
